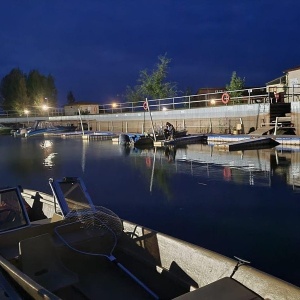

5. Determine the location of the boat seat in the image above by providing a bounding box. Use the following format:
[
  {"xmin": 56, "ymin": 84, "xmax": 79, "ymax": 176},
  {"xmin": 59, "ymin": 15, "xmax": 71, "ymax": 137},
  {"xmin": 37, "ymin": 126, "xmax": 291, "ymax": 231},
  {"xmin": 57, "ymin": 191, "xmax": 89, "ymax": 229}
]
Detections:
[
  {"xmin": 173, "ymin": 277, "xmax": 263, "ymax": 300},
  {"xmin": 19, "ymin": 233, "xmax": 78, "ymax": 292}
]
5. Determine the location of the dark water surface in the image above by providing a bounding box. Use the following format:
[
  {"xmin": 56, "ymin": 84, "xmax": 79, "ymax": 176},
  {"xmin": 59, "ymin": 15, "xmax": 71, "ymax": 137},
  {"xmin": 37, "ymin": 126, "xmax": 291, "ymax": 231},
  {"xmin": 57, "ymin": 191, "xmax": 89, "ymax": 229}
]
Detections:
[{"xmin": 0, "ymin": 135, "xmax": 300, "ymax": 287}]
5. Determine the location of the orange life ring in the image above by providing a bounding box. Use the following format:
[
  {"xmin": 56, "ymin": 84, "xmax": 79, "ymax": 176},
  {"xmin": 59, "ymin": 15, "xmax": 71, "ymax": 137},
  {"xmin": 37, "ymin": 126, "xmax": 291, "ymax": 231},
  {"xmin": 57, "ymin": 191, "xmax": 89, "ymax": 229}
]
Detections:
[
  {"xmin": 222, "ymin": 92, "xmax": 230, "ymax": 104},
  {"xmin": 143, "ymin": 101, "xmax": 148, "ymax": 111}
]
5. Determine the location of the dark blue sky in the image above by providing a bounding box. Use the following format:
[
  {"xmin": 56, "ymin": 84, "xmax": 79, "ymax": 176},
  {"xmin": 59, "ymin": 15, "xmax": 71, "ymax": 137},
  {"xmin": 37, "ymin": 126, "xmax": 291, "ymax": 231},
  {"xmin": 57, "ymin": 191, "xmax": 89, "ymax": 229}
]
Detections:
[{"xmin": 1, "ymin": 1, "xmax": 299, "ymax": 106}]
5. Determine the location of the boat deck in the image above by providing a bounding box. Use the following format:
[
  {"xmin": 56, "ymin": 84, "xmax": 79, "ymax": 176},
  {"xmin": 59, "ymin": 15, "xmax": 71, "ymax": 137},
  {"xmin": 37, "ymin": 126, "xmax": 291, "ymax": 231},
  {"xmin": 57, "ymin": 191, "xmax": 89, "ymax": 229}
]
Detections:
[
  {"xmin": 0, "ymin": 221, "xmax": 190, "ymax": 300},
  {"xmin": 0, "ymin": 216, "xmax": 299, "ymax": 299}
]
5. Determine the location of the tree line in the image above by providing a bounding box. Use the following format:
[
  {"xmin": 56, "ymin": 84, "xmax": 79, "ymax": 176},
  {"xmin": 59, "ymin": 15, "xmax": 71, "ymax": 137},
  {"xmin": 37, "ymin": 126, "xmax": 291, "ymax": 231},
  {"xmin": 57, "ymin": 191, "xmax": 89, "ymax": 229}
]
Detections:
[{"xmin": 0, "ymin": 68, "xmax": 57, "ymax": 115}]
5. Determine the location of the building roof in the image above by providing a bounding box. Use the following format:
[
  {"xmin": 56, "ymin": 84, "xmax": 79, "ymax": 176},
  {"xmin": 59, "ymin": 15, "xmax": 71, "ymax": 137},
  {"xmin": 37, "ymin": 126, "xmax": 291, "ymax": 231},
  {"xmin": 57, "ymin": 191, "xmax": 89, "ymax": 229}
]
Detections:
[
  {"xmin": 266, "ymin": 75, "xmax": 286, "ymax": 85},
  {"xmin": 64, "ymin": 101, "xmax": 99, "ymax": 107},
  {"xmin": 283, "ymin": 65, "xmax": 300, "ymax": 73}
]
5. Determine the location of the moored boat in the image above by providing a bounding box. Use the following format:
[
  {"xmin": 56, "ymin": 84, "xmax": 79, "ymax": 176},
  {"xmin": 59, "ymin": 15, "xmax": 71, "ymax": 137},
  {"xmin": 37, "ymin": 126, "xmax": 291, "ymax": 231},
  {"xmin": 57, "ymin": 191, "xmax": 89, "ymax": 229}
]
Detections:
[
  {"xmin": 118, "ymin": 133, "xmax": 154, "ymax": 148},
  {"xmin": 13, "ymin": 120, "xmax": 77, "ymax": 137},
  {"xmin": 153, "ymin": 129, "xmax": 188, "ymax": 141},
  {"xmin": 0, "ymin": 123, "xmax": 14, "ymax": 135},
  {"xmin": 0, "ymin": 177, "xmax": 299, "ymax": 299}
]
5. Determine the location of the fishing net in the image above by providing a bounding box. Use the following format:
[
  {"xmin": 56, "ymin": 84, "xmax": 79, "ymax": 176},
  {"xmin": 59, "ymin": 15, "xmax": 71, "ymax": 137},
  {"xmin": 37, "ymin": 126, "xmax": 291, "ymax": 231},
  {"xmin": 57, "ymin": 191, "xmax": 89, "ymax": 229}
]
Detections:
[
  {"xmin": 54, "ymin": 205, "xmax": 158, "ymax": 298},
  {"xmin": 54, "ymin": 206, "xmax": 123, "ymax": 257}
]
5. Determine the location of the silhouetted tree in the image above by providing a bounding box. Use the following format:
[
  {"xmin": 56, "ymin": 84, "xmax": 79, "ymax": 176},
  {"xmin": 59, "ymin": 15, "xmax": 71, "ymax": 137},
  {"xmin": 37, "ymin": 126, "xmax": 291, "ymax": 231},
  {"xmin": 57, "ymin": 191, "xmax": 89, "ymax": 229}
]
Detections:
[
  {"xmin": 27, "ymin": 70, "xmax": 57, "ymax": 108},
  {"xmin": 67, "ymin": 91, "xmax": 76, "ymax": 104},
  {"xmin": 226, "ymin": 71, "xmax": 245, "ymax": 98},
  {"xmin": 0, "ymin": 68, "xmax": 28, "ymax": 113},
  {"xmin": 0, "ymin": 68, "xmax": 57, "ymax": 114},
  {"xmin": 125, "ymin": 54, "xmax": 177, "ymax": 102}
]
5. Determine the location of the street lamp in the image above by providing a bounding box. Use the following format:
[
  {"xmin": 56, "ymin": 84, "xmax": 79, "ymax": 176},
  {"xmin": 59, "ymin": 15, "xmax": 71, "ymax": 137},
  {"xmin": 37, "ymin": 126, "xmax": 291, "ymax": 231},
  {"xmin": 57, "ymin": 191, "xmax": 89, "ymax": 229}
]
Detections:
[
  {"xmin": 42, "ymin": 104, "xmax": 49, "ymax": 116},
  {"xmin": 112, "ymin": 102, "xmax": 117, "ymax": 113}
]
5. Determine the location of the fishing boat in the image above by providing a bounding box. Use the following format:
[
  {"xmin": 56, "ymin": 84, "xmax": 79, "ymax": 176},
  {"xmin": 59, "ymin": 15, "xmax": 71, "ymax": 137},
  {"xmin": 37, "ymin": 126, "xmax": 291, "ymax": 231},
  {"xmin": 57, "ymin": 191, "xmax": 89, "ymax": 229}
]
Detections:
[{"xmin": 0, "ymin": 177, "xmax": 299, "ymax": 299}]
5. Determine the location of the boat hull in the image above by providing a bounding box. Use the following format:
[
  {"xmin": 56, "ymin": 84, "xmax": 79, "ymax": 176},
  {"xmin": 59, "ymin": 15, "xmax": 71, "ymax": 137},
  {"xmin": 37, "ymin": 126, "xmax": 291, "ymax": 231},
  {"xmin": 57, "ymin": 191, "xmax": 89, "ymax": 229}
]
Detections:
[{"xmin": 0, "ymin": 178, "xmax": 299, "ymax": 300}]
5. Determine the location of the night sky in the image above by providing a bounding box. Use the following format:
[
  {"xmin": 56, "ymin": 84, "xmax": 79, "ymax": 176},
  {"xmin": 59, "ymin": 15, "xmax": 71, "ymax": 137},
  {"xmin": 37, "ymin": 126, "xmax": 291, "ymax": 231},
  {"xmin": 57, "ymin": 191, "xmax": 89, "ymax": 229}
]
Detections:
[{"xmin": 1, "ymin": 1, "xmax": 299, "ymax": 106}]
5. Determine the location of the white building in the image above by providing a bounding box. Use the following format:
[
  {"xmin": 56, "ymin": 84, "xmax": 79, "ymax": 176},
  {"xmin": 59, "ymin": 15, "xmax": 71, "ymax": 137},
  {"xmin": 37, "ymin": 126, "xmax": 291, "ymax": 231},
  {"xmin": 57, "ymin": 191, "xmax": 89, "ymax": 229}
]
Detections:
[
  {"xmin": 266, "ymin": 65, "xmax": 300, "ymax": 102},
  {"xmin": 64, "ymin": 102, "xmax": 99, "ymax": 115}
]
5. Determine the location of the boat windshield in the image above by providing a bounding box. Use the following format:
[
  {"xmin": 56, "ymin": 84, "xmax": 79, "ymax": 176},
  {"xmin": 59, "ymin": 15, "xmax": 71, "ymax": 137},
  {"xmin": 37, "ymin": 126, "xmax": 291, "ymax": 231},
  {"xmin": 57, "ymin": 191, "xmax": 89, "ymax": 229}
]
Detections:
[
  {"xmin": 0, "ymin": 187, "xmax": 30, "ymax": 232},
  {"xmin": 49, "ymin": 177, "xmax": 95, "ymax": 215}
]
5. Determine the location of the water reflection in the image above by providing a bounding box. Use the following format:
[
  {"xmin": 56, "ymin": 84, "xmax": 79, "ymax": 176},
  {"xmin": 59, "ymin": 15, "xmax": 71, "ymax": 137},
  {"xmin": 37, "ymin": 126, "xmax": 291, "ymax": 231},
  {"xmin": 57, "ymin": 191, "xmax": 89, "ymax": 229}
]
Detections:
[
  {"xmin": 40, "ymin": 139, "xmax": 57, "ymax": 169},
  {"xmin": 121, "ymin": 143, "xmax": 300, "ymax": 192},
  {"xmin": 81, "ymin": 139, "xmax": 89, "ymax": 173}
]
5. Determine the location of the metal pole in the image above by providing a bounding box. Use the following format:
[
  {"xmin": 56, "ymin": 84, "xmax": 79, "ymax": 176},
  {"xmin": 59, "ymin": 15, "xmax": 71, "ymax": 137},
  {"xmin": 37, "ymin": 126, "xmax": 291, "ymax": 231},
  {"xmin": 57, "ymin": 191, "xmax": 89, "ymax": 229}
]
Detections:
[
  {"xmin": 78, "ymin": 109, "xmax": 84, "ymax": 136},
  {"xmin": 145, "ymin": 98, "xmax": 156, "ymax": 142}
]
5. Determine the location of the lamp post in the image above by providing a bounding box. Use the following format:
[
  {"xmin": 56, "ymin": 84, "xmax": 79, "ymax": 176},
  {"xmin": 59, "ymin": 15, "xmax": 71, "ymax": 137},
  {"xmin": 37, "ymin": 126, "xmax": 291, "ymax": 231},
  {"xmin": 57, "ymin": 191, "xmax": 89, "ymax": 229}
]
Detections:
[
  {"xmin": 24, "ymin": 109, "xmax": 30, "ymax": 125},
  {"xmin": 44, "ymin": 98, "xmax": 49, "ymax": 116}
]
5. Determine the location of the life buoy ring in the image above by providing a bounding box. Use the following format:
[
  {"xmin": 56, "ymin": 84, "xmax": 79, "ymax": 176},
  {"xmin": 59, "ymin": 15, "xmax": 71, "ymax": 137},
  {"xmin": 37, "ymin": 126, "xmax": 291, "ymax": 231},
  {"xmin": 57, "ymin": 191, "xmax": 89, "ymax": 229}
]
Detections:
[
  {"xmin": 222, "ymin": 93, "xmax": 230, "ymax": 104},
  {"xmin": 143, "ymin": 101, "xmax": 148, "ymax": 111}
]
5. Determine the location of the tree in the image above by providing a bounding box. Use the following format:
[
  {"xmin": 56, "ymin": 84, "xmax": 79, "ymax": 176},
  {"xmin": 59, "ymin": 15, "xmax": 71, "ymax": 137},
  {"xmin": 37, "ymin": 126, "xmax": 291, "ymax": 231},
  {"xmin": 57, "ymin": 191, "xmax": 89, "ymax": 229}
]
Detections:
[
  {"xmin": 45, "ymin": 74, "xmax": 58, "ymax": 107},
  {"xmin": 0, "ymin": 68, "xmax": 58, "ymax": 114},
  {"xmin": 0, "ymin": 68, "xmax": 28, "ymax": 114},
  {"xmin": 125, "ymin": 54, "xmax": 177, "ymax": 102},
  {"xmin": 27, "ymin": 70, "xmax": 57, "ymax": 108},
  {"xmin": 67, "ymin": 91, "xmax": 76, "ymax": 104},
  {"xmin": 226, "ymin": 71, "xmax": 245, "ymax": 98}
]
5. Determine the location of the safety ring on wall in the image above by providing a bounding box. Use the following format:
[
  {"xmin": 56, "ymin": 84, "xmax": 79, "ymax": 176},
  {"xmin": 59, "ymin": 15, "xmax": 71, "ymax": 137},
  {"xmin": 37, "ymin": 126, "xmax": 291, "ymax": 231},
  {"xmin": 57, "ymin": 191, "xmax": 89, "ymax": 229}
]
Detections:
[
  {"xmin": 143, "ymin": 101, "xmax": 148, "ymax": 110},
  {"xmin": 222, "ymin": 92, "xmax": 230, "ymax": 104}
]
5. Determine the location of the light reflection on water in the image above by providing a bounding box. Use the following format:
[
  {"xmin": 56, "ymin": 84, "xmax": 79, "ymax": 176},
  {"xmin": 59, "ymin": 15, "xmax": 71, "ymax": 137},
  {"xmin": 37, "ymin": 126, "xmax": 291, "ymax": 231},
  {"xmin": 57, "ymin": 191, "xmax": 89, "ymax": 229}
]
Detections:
[{"xmin": 0, "ymin": 135, "xmax": 300, "ymax": 287}]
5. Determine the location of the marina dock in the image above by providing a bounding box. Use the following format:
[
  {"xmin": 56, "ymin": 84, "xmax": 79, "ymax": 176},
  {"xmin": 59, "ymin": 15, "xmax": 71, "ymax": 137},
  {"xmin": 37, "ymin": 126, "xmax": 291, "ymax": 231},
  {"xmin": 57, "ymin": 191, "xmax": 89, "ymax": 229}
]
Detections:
[{"xmin": 55, "ymin": 131, "xmax": 300, "ymax": 148}]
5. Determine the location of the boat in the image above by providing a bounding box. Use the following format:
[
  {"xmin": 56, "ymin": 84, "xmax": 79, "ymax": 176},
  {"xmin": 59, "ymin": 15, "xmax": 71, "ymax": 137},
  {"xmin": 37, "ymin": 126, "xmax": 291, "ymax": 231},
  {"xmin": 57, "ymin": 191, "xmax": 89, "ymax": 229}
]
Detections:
[
  {"xmin": 0, "ymin": 123, "xmax": 13, "ymax": 135},
  {"xmin": 0, "ymin": 177, "xmax": 299, "ymax": 299},
  {"xmin": 215, "ymin": 137, "xmax": 280, "ymax": 151},
  {"xmin": 118, "ymin": 133, "xmax": 154, "ymax": 148},
  {"xmin": 13, "ymin": 120, "xmax": 77, "ymax": 137},
  {"xmin": 153, "ymin": 129, "xmax": 188, "ymax": 141},
  {"xmin": 153, "ymin": 134, "xmax": 207, "ymax": 147}
]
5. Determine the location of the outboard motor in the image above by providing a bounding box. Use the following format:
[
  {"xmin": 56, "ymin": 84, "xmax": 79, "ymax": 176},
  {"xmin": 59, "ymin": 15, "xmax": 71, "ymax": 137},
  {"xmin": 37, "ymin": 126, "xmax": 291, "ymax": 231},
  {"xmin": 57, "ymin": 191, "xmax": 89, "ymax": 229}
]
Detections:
[{"xmin": 119, "ymin": 134, "xmax": 131, "ymax": 146}]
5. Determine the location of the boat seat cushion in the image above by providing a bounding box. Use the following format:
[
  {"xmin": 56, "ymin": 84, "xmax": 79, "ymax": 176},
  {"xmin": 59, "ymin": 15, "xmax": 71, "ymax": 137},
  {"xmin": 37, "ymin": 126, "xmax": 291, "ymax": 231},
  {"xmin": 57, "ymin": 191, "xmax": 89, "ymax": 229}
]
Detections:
[
  {"xmin": 173, "ymin": 277, "xmax": 263, "ymax": 300},
  {"xmin": 19, "ymin": 233, "xmax": 78, "ymax": 292}
]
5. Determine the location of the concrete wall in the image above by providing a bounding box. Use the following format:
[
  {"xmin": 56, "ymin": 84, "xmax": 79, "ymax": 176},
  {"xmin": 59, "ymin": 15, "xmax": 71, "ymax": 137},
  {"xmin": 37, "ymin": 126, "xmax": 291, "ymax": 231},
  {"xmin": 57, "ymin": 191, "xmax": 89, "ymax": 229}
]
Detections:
[
  {"xmin": 0, "ymin": 103, "xmax": 272, "ymax": 135},
  {"xmin": 292, "ymin": 102, "xmax": 300, "ymax": 135},
  {"xmin": 79, "ymin": 104, "xmax": 270, "ymax": 135}
]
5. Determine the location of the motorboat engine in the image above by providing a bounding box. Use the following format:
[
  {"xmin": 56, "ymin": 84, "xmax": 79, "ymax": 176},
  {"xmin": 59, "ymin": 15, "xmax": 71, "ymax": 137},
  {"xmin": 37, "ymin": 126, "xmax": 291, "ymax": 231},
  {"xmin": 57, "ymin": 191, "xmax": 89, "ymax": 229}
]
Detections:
[{"xmin": 119, "ymin": 134, "xmax": 131, "ymax": 145}]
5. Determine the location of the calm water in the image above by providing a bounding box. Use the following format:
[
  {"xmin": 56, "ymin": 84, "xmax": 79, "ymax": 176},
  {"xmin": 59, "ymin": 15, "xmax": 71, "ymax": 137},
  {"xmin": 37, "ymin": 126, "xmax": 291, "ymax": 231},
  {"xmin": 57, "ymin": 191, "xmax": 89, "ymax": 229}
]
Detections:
[{"xmin": 0, "ymin": 135, "xmax": 300, "ymax": 287}]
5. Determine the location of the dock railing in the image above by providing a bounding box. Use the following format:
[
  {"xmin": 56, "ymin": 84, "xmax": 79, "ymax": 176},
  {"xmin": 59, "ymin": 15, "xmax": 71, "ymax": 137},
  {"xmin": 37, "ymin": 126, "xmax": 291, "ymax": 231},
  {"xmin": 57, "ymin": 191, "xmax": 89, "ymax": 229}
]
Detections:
[{"xmin": 99, "ymin": 87, "xmax": 269, "ymax": 114}]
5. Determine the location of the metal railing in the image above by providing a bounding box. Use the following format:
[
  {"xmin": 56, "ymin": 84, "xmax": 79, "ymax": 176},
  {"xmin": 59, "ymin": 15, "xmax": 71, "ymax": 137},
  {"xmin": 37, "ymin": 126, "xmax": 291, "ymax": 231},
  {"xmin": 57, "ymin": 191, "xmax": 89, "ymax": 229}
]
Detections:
[{"xmin": 99, "ymin": 87, "xmax": 269, "ymax": 114}]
